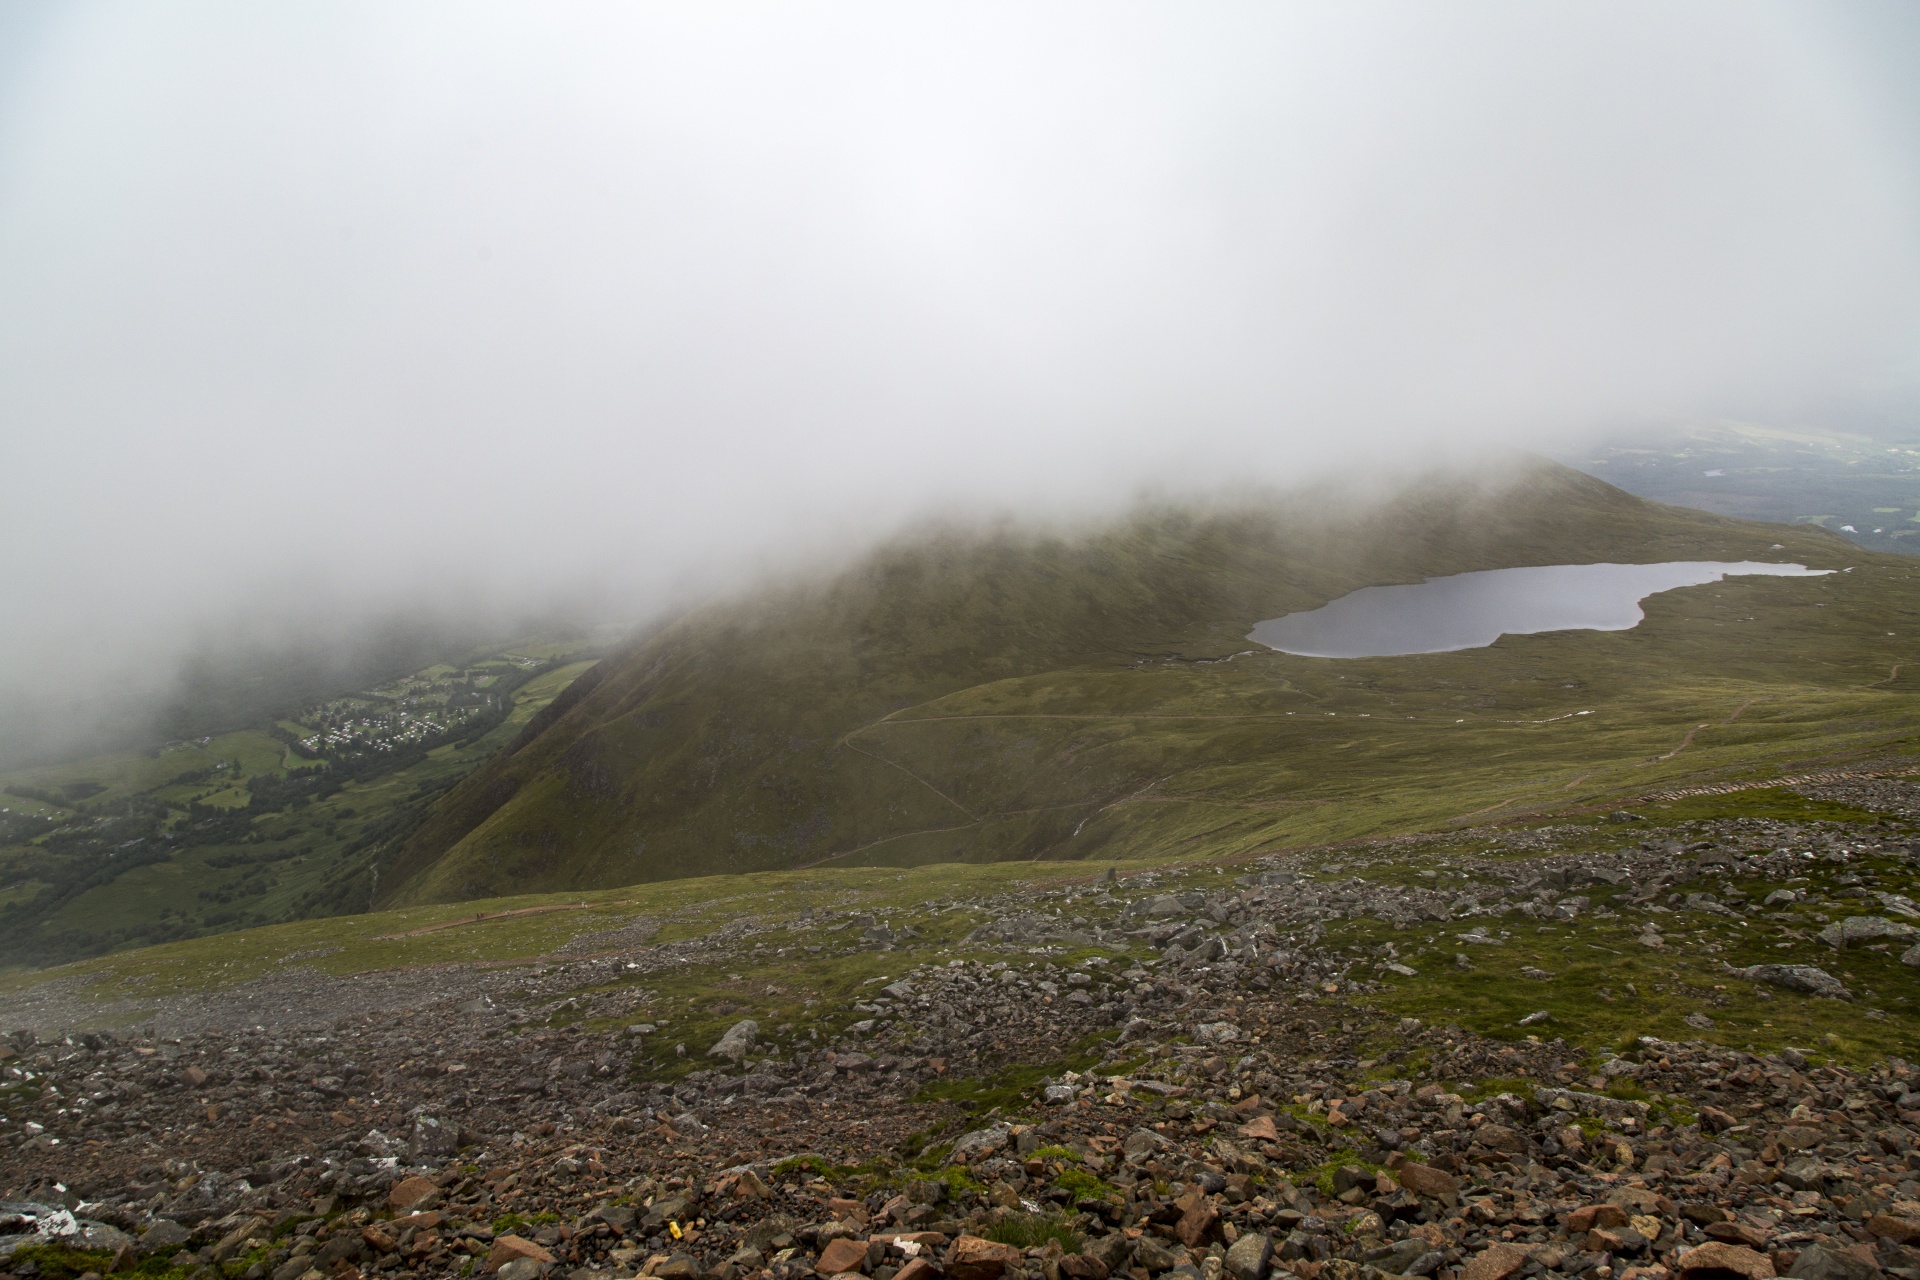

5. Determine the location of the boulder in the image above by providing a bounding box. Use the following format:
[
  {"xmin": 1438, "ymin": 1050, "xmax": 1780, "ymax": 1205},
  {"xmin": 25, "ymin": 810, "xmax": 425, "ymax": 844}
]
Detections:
[
  {"xmin": 590, "ymin": 1203, "xmax": 638, "ymax": 1233},
  {"xmin": 949, "ymin": 1124, "xmax": 1013, "ymax": 1164},
  {"xmin": 1732, "ymin": 965, "xmax": 1852, "ymax": 1000},
  {"xmin": 138, "ymin": 1220, "xmax": 193, "ymax": 1253},
  {"xmin": 1174, "ymin": 1192, "xmax": 1219, "ymax": 1247},
  {"xmin": 948, "ymin": 1235, "xmax": 1025, "ymax": 1280},
  {"xmin": 816, "ymin": 1238, "xmax": 871, "ymax": 1275},
  {"xmin": 1133, "ymin": 1237, "xmax": 1180, "ymax": 1274},
  {"xmin": 708, "ymin": 1019, "xmax": 759, "ymax": 1062},
  {"xmin": 388, "ymin": 1176, "xmax": 440, "ymax": 1215},
  {"xmin": 1567, "ymin": 1205, "xmax": 1630, "ymax": 1233},
  {"xmin": 407, "ymin": 1115, "xmax": 458, "ymax": 1163},
  {"xmin": 1868, "ymin": 1216, "xmax": 1920, "ymax": 1247},
  {"xmin": 1786, "ymin": 1245, "xmax": 1880, "ymax": 1280},
  {"xmin": 1225, "ymin": 1233, "xmax": 1272, "ymax": 1280},
  {"xmin": 1084, "ymin": 1233, "xmax": 1133, "ymax": 1274},
  {"xmin": 1677, "ymin": 1243, "xmax": 1776, "ymax": 1280},
  {"xmin": 1461, "ymin": 1243, "xmax": 1530, "ymax": 1280},
  {"xmin": 1817, "ymin": 917, "xmax": 1916, "ymax": 949},
  {"xmin": 486, "ymin": 1235, "xmax": 557, "ymax": 1274},
  {"xmin": 1471, "ymin": 1124, "xmax": 1527, "ymax": 1154},
  {"xmin": 1393, "ymin": 1163, "xmax": 1459, "ymax": 1198},
  {"xmin": 1059, "ymin": 1255, "xmax": 1109, "ymax": 1280},
  {"xmin": 643, "ymin": 1194, "xmax": 697, "ymax": 1231}
]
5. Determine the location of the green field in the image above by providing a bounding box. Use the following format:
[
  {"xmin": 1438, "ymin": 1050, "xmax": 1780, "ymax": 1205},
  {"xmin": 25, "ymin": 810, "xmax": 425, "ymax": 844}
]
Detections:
[{"xmin": 0, "ymin": 640, "xmax": 603, "ymax": 969}]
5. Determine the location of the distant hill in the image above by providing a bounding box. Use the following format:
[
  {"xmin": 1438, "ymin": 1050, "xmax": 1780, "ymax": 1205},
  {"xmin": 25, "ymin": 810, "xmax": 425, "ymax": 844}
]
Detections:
[{"xmin": 380, "ymin": 458, "xmax": 1890, "ymax": 905}]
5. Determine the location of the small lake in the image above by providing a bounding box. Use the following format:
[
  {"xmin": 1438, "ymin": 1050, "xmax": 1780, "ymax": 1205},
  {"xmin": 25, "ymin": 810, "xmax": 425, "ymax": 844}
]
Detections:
[{"xmin": 1248, "ymin": 561, "xmax": 1831, "ymax": 658}]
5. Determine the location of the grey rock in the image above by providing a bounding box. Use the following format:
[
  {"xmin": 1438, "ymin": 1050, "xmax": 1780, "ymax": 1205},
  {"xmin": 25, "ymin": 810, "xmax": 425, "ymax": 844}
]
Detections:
[
  {"xmin": 1123, "ymin": 1127, "xmax": 1175, "ymax": 1164},
  {"xmin": 641, "ymin": 1194, "xmax": 696, "ymax": 1231},
  {"xmin": 1732, "ymin": 964, "xmax": 1852, "ymax": 1000},
  {"xmin": 1534, "ymin": 1087, "xmax": 1650, "ymax": 1122},
  {"xmin": 139, "ymin": 1219, "xmax": 194, "ymax": 1252},
  {"xmin": 1817, "ymin": 916, "xmax": 1917, "ymax": 948},
  {"xmin": 498, "ymin": 1259, "xmax": 545, "ymax": 1280},
  {"xmin": 1135, "ymin": 1236, "xmax": 1179, "ymax": 1273},
  {"xmin": 590, "ymin": 1203, "xmax": 637, "ymax": 1233},
  {"xmin": 1368, "ymin": 1240, "xmax": 1434, "ymax": 1275},
  {"xmin": 1788, "ymin": 1245, "xmax": 1880, "ymax": 1280},
  {"xmin": 742, "ymin": 1214, "xmax": 799, "ymax": 1252},
  {"xmin": 315, "ymin": 1234, "xmax": 369, "ymax": 1268},
  {"xmin": 1226, "ymin": 1233, "xmax": 1273, "ymax": 1280},
  {"xmin": 1085, "ymin": 1233, "xmax": 1133, "ymax": 1273},
  {"xmin": 949, "ymin": 1122, "xmax": 1013, "ymax": 1163},
  {"xmin": 708, "ymin": 1019, "xmax": 759, "ymax": 1061},
  {"xmin": 1779, "ymin": 1158, "xmax": 1830, "ymax": 1192},
  {"xmin": 407, "ymin": 1114, "xmax": 458, "ymax": 1163}
]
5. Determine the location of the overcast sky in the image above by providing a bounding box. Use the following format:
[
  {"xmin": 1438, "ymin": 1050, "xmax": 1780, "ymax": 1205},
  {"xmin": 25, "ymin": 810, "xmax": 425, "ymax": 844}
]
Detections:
[{"xmin": 2, "ymin": 2, "xmax": 1918, "ymax": 763}]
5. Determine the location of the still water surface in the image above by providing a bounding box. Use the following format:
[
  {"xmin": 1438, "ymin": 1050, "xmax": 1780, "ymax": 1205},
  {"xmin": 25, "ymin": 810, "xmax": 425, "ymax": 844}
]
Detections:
[{"xmin": 1248, "ymin": 561, "xmax": 1831, "ymax": 658}]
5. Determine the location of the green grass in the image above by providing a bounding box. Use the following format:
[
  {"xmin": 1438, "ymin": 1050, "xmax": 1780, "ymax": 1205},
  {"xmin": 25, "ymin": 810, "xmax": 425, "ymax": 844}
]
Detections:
[
  {"xmin": 915, "ymin": 1034, "xmax": 1114, "ymax": 1118},
  {"xmin": 984, "ymin": 1213, "xmax": 1082, "ymax": 1252},
  {"xmin": 3, "ymin": 811, "xmax": 1918, "ymax": 1075},
  {"xmin": 383, "ymin": 462, "xmax": 1920, "ymax": 910},
  {"xmin": 7, "ymin": 466, "xmax": 1920, "ymax": 1076}
]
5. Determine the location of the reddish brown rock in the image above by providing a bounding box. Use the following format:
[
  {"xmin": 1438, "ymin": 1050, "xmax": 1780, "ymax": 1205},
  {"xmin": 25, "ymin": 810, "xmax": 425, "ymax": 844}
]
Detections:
[
  {"xmin": 388, "ymin": 1176, "xmax": 439, "ymax": 1215},
  {"xmin": 1395, "ymin": 1163, "xmax": 1459, "ymax": 1198},
  {"xmin": 1176, "ymin": 1189, "xmax": 1221, "ymax": 1247},
  {"xmin": 1700, "ymin": 1106, "xmax": 1737, "ymax": 1133},
  {"xmin": 896, "ymin": 1260, "xmax": 942, "ymax": 1280},
  {"xmin": 1568, "ymin": 1205, "xmax": 1630, "ymax": 1233},
  {"xmin": 948, "ymin": 1235, "xmax": 1026, "ymax": 1280},
  {"xmin": 1778, "ymin": 1127, "xmax": 1824, "ymax": 1152},
  {"xmin": 1609, "ymin": 1188, "xmax": 1678, "ymax": 1217},
  {"xmin": 1461, "ymin": 1243, "xmax": 1531, "ymax": 1280},
  {"xmin": 1868, "ymin": 1216, "xmax": 1920, "ymax": 1246},
  {"xmin": 1706, "ymin": 1223, "xmax": 1771, "ymax": 1249},
  {"xmin": 1058, "ymin": 1254, "xmax": 1110, "ymax": 1280},
  {"xmin": 1471, "ymin": 1124, "xmax": 1526, "ymax": 1154},
  {"xmin": 816, "ymin": 1238, "xmax": 870, "ymax": 1275},
  {"xmin": 1677, "ymin": 1243, "xmax": 1776, "ymax": 1280},
  {"xmin": 486, "ymin": 1236, "xmax": 557, "ymax": 1274}
]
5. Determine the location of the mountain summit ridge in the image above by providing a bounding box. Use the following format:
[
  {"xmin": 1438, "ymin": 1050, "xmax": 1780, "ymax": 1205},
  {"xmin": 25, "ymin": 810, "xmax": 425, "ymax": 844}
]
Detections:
[{"xmin": 380, "ymin": 460, "xmax": 1863, "ymax": 905}]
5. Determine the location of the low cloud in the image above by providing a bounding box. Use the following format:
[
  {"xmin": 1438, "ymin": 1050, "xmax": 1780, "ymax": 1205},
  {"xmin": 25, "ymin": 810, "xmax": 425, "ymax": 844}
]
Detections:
[{"xmin": 1, "ymin": 2, "xmax": 1916, "ymax": 764}]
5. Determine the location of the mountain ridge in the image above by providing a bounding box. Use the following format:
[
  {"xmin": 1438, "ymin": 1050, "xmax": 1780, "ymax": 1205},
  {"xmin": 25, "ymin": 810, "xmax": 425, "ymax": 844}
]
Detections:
[{"xmin": 378, "ymin": 460, "xmax": 1881, "ymax": 906}]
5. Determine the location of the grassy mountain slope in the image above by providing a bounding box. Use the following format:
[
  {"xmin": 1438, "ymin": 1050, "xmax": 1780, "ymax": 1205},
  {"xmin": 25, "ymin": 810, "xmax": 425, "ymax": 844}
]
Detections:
[{"xmin": 381, "ymin": 460, "xmax": 1911, "ymax": 906}]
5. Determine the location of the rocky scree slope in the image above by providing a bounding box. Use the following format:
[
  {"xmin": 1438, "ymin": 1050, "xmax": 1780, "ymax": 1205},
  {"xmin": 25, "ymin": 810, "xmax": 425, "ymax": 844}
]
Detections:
[{"xmin": 6, "ymin": 789, "xmax": 1920, "ymax": 1280}]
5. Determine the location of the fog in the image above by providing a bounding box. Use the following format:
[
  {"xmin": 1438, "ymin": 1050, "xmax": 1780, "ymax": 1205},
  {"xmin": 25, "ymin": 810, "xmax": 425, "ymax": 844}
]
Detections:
[{"xmin": 2, "ymin": 2, "xmax": 1917, "ymax": 766}]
